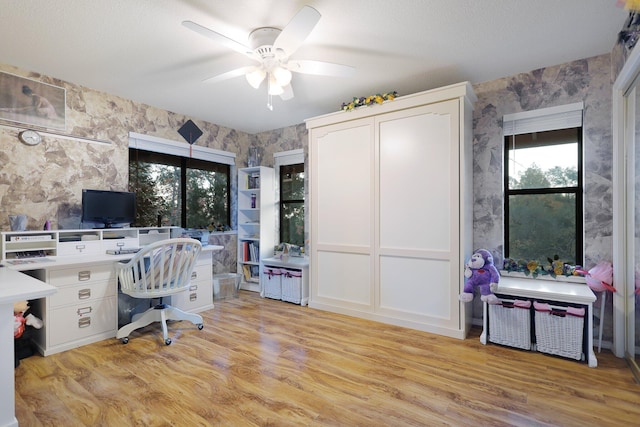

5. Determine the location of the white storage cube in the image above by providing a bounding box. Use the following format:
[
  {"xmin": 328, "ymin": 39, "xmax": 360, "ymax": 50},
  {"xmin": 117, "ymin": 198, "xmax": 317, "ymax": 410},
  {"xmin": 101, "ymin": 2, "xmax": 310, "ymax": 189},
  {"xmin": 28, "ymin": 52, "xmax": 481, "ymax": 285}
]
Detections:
[
  {"xmin": 281, "ymin": 268, "xmax": 303, "ymax": 304},
  {"xmin": 263, "ymin": 266, "xmax": 282, "ymax": 300},
  {"xmin": 534, "ymin": 302, "xmax": 585, "ymax": 361},
  {"xmin": 489, "ymin": 299, "xmax": 532, "ymax": 350}
]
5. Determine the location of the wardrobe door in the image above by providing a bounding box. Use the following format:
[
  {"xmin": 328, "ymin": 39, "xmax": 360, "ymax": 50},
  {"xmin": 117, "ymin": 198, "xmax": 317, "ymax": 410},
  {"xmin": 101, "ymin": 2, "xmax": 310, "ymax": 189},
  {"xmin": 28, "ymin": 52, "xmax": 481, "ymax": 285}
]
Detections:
[
  {"xmin": 310, "ymin": 118, "xmax": 375, "ymax": 309},
  {"xmin": 376, "ymin": 99, "xmax": 462, "ymax": 330}
]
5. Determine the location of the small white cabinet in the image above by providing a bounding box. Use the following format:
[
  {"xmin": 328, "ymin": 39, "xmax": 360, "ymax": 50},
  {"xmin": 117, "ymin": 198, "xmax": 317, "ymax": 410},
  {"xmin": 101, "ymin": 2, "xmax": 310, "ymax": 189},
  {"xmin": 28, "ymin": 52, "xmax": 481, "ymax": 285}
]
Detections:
[
  {"xmin": 29, "ymin": 261, "xmax": 118, "ymax": 355},
  {"xmin": 262, "ymin": 256, "xmax": 309, "ymax": 306},
  {"xmin": 482, "ymin": 276, "xmax": 598, "ymax": 367},
  {"xmin": 171, "ymin": 250, "xmax": 214, "ymax": 313},
  {"xmin": 237, "ymin": 167, "xmax": 276, "ymax": 292}
]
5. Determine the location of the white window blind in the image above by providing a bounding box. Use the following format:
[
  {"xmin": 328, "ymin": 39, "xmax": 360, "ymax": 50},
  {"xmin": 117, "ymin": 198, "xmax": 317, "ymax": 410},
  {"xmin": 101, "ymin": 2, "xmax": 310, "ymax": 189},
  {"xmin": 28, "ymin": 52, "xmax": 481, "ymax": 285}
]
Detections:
[
  {"xmin": 128, "ymin": 132, "xmax": 236, "ymax": 165},
  {"xmin": 503, "ymin": 102, "xmax": 584, "ymax": 136},
  {"xmin": 274, "ymin": 148, "xmax": 304, "ymax": 167},
  {"xmin": 274, "ymin": 148, "xmax": 304, "ymax": 197}
]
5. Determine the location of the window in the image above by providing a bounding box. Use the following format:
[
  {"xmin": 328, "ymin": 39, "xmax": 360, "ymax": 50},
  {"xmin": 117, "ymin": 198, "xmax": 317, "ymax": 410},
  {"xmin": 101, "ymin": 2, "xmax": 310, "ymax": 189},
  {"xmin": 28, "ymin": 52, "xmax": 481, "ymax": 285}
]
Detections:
[
  {"xmin": 503, "ymin": 104, "xmax": 583, "ymax": 265},
  {"xmin": 127, "ymin": 132, "xmax": 235, "ymax": 230},
  {"xmin": 129, "ymin": 149, "xmax": 230, "ymax": 229},
  {"xmin": 279, "ymin": 163, "xmax": 305, "ymax": 246},
  {"xmin": 275, "ymin": 149, "xmax": 305, "ymax": 247}
]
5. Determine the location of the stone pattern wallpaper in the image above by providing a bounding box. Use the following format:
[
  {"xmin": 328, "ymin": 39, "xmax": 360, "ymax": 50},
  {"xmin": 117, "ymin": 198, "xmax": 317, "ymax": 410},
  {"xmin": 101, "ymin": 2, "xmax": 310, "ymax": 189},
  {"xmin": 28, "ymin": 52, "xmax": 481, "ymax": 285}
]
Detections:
[
  {"xmin": 0, "ymin": 52, "xmax": 618, "ymax": 340},
  {"xmin": 0, "ymin": 63, "xmax": 253, "ymax": 231},
  {"xmin": 0, "ymin": 63, "xmax": 307, "ymax": 277},
  {"xmin": 472, "ymin": 53, "xmax": 613, "ymax": 268},
  {"xmin": 471, "ymin": 53, "xmax": 614, "ymax": 338}
]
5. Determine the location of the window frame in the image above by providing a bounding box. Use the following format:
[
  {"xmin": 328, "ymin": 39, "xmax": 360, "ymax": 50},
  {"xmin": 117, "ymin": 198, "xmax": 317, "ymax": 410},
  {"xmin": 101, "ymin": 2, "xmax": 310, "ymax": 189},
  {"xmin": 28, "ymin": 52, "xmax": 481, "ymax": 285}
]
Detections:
[
  {"xmin": 502, "ymin": 105, "xmax": 585, "ymax": 266},
  {"xmin": 128, "ymin": 132, "xmax": 235, "ymax": 228},
  {"xmin": 274, "ymin": 149, "xmax": 305, "ymax": 246}
]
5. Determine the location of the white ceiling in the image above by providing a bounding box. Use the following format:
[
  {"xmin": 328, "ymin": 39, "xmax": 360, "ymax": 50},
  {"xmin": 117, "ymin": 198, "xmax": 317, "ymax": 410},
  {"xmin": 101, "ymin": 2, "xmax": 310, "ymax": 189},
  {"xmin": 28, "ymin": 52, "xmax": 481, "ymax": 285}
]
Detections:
[{"xmin": 0, "ymin": 0, "xmax": 629, "ymax": 134}]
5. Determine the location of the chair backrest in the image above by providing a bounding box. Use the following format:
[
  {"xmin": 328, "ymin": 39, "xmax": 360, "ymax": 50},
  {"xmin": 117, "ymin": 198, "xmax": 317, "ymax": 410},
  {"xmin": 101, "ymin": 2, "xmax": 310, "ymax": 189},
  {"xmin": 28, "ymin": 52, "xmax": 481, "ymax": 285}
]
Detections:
[{"xmin": 117, "ymin": 238, "xmax": 203, "ymax": 298}]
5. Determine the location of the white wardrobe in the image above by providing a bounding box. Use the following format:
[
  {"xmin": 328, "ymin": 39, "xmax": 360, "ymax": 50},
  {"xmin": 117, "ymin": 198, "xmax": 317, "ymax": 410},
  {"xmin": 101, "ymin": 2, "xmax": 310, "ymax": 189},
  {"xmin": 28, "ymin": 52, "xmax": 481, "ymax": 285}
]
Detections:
[{"xmin": 306, "ymin": 82, "xmax": 476, "ymax": 339}]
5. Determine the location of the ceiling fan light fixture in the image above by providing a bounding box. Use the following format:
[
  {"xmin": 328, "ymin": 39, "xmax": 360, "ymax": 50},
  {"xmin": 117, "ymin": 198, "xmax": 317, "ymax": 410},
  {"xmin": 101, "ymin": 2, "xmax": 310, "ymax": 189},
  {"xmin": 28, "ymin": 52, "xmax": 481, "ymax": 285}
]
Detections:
[
  {"xmin": 267, "ymin": 74, "xmax": 284, "ymax": 95},
  {"xmin": 246, "ymin": 67, "xmax": 266, "ymax": 89},
  {"xmin": 272, "ymin": 66, "xmax": 292, "ymax": 87}
]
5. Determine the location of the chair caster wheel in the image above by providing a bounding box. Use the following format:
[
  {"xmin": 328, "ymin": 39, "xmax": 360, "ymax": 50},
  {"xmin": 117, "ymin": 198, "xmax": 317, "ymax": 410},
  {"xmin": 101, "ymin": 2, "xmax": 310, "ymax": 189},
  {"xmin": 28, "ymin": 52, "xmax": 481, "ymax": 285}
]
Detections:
[
  {"xmin": 197, "ymin": 324, "xmax": 204, "ymax": 330},
  {"xmin": 121, "ymin": 337, "xmax": 129, "ymax": 344},
  {"xmin": 165, "ymin": 338, "xmax": 172, "ymax": 345}
]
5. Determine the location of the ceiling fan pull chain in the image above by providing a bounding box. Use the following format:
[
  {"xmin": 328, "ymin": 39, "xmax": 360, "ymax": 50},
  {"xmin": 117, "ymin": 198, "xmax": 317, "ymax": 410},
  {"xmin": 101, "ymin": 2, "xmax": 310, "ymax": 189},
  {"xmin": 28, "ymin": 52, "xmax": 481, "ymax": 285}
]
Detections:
[{"xmin": 267, "ymin": 78, "xmax": 274, "ymax": 110}]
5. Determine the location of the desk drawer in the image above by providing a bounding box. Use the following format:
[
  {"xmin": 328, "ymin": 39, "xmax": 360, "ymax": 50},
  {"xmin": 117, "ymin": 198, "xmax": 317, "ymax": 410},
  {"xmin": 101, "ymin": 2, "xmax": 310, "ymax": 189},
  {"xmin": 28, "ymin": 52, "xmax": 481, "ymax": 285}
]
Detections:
[
  {"xmin": 102, "ymin": 237, "xmax": 139, "ymax": 251},
  {"xmin": 48, "ymin": 264, "xmax": 114, "ymax": 286},
  {"xmin": 57, "ymin": 240, "xmax": 101, "ymax": 256},
  {"xmin": 49, "ymin": 296, "xmax": 117, "ymax": 346},
  {"xmin": 172, "ymin": 280, "xmax": 212, "ymax": 312},
  {"xmin": 49, "ymin": 280, "xmax": 116, "ymax": 308},
  {"xmin": 189, "ymin": 264, "xmax": 211, "ymax": 283}
]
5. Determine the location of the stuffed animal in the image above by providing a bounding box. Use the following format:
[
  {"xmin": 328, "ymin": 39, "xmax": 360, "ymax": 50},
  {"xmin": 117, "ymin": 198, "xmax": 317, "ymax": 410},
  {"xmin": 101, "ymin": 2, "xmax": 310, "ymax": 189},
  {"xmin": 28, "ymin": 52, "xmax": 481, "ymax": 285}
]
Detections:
[
  {"xmin": 13, "ymin": 300, "xmax": 43, "ymax": 338},
  {"xmin": 459, "ymin": 249, "xmax": 500, "ymax": 304}
]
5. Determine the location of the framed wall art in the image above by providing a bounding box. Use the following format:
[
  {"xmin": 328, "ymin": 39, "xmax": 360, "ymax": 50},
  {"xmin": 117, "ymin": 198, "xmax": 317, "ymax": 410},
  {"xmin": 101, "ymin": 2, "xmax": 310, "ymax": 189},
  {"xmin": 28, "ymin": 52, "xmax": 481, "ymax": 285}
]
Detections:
[{"xmin": 0, "ymin": 71, "xmax": 65, "ymax": 130}]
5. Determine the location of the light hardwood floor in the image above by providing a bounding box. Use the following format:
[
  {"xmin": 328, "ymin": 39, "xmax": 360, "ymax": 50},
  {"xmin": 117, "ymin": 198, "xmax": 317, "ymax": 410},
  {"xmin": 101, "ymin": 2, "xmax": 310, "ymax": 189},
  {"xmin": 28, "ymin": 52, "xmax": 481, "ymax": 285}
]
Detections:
[{"xmin": 15, "ymin": 291, "xmax": 640, "ymax": 426}]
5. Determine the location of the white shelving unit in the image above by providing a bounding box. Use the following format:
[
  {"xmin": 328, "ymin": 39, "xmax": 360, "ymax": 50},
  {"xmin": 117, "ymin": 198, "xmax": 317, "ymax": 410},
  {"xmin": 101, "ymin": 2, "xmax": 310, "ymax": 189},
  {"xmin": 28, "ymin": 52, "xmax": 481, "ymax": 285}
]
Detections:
[
  {"xmin": 237, "ymin": 166, "xmax": 275, "ymax": 292},
  {"xmin": 0, "ymin": 227, "xmax": 175, "ymax": 261}
]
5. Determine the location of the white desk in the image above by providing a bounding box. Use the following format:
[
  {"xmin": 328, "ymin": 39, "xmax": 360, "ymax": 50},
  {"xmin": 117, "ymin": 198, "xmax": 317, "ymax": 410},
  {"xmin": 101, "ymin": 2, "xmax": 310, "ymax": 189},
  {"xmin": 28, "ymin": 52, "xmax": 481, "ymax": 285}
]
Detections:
[
  {"xmin": 0, "ymin": 266, "xmax": 56, "ymax": 427},
  {"xmin": 480, "ymin": 276, "xmax": 597, "ymax": 367},
  {"xmin": 1, "ymin": 245, "xmax": 222, "ymax": 426},
  {"xmin": 3, "ymin": 245, "xmax": 223, "ymax": 356},
  {"xmin": 3, "ymin": 245, "xmax": 223, "ymax": 272}
]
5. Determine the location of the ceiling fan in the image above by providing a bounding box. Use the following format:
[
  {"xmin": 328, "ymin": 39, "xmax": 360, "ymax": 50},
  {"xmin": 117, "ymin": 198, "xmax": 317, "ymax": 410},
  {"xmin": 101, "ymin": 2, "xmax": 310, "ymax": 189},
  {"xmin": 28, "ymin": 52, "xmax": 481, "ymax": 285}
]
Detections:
[{"xmin": 182, "ymin": 5, "xmax": 355, "ymax": 110}]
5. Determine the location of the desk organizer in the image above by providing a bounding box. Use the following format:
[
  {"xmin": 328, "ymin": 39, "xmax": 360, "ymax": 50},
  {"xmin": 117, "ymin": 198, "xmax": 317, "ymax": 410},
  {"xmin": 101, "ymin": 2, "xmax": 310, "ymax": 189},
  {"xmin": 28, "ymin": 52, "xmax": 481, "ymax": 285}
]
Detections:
[
  {"xmin": 533, "ymin": 301, "xmax": 585, "ymax": 360},
  {"xmin": 489, "ymin": 299, "xmax": 532, "ymax": 350}
]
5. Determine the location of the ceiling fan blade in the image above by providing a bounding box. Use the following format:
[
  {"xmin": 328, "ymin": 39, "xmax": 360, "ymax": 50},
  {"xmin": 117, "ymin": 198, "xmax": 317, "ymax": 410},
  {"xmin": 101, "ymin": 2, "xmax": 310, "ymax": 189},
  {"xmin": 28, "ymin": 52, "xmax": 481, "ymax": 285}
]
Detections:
[
  {"xmin": 272, "ymin": 6, "xmax": 321, "ymax": 57},
  {"xmin": 203, "ymin": 66, "xmax": 255, "ymax": 84},
  {"xmin": 182, "ymin": 20, "xmax": 256, "ymax": 59},
  {"xmin": 286, "ymin": 60, "xmax": 355, "ymax": 77},
  {"xmin": 279, "ymin": 84, "xmax": 294, "ymax": 100}
]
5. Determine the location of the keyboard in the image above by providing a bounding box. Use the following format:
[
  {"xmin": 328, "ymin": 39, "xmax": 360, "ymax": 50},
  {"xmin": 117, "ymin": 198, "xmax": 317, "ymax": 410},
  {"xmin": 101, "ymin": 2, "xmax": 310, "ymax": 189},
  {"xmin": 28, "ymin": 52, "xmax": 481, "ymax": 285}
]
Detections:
[{"xmin": 106, "ymin": 248, "xmax": 141, "ymax": 255}]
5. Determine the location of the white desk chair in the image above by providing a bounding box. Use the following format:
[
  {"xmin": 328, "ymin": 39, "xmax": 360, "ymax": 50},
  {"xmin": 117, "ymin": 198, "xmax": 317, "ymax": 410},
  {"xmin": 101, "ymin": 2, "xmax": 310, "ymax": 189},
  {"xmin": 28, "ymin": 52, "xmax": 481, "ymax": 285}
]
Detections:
[{"xmin": 116, "ymin": 238, "xmax": 203, "ymax": 345}]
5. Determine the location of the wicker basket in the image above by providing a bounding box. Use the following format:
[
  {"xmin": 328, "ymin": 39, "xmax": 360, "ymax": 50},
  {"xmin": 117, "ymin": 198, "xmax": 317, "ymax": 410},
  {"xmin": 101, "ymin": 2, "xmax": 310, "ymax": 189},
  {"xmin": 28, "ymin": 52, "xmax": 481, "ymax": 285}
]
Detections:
[
  {"xmin": 489, "ymin": 299, "xmax": 532, "ymax": 350},
  {"xmin": 263, "ymin": 267, "xmax": 282, "ymax": 300},
  {"xmin": 281, "ymin": 268, "xmax": 303, "ymax": 304},
  {"xmin": 533, "ymin": 302, "xmax": 585, "ymax": 361}
]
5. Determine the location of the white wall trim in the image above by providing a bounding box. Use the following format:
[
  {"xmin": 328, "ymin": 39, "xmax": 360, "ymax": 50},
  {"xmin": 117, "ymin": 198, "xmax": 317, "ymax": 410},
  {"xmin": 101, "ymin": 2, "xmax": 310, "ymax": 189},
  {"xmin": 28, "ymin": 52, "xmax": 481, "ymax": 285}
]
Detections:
[
  {"xmin": 611, "ymin": 43, "xmax": 640, "ymax": 359},
  {"xmin": 128, "ymin": 132, "xmax": 236, "ymax": 165}
]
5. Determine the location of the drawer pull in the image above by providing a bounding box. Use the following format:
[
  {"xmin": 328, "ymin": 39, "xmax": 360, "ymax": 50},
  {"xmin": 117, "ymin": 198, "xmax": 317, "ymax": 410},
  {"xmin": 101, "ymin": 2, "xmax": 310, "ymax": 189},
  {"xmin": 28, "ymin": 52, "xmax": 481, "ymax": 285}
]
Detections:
[
  {"xmin": 77, "ymin": 306, "xmax": 92, "ymax": 316},
  {"xmin": 78, "ymin": 317, "xmax": 91, "ymax": 328},
  {"xmin": 78, "ymin": 289, "xmax": 91, "ymax": 299},
  {"xmin": 75, "ymin": 244, "xmax": 86, "ymax": 251},
  {"xmin": 189, "ymin": 293, "xmax": 198, "ymax": 302},
  {"xmin": 116, "ymin": 242, "xmax": 125, "ymax": 247},
  {"xmin": 189, "ymin": 284, "xmax": 198, "ymax": 291},
  {"xmin": 78, "ymin": 271, "xmax": 91, "ymax": 281},
  {"xmin": 191, "ymin": 271, "xmax": 198, "ymax": 279}
]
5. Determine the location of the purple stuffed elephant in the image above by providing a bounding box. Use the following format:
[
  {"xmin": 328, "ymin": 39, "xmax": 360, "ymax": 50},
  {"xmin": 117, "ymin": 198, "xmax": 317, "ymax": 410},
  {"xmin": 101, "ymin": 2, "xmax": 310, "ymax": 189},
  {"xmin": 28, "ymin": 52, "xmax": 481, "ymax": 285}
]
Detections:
[{"xmin": 459, "ymin": 249, "xmax": 500, "ymax": 304}]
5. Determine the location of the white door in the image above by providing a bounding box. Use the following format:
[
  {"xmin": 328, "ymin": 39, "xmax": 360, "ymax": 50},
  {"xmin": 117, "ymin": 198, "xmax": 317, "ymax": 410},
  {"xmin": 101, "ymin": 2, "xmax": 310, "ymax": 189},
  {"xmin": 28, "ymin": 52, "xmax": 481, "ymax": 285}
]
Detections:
[
  {"xmin": 310, "ymin": 118, "xmax": 374, "ymax": 309},
  {"xmin": 376, "ymin": 99, "xmax": 461, "ymax": 329}
]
